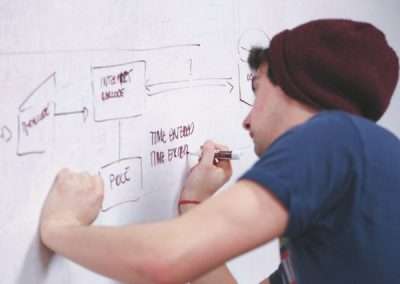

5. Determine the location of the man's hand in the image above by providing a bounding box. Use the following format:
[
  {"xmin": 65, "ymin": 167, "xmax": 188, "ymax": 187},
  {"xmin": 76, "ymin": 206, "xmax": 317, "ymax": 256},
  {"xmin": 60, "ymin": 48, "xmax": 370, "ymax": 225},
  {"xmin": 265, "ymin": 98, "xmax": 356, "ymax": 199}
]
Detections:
[
  {"xmin": 40, "ymin": 168, "xmax": 104, "ymax": 245},
  {"xmin": 180, "ymin": 140, "xmax": 232, "ymax": 206}
]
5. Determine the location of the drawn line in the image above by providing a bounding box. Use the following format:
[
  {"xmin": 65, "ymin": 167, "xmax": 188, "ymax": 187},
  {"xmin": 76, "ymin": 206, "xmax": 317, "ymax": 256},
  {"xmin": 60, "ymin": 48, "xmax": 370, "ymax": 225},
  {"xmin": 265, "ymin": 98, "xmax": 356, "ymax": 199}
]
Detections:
[
  {"xmin": 239, "ymin": 98, "xmax": 253, "ymax": 107},
  {"xmin": 19, "ymin": 73, "xmax": 56, "ymax": 111},
  {"xmin": 100, "ymin": 156, "xmax": 143, "ymax": 170},
  {"xmin": 92, "ymin": 60, "xmax": 146, "ymax": 70},
  {"xmin": 0, "ymin": 126, "xmax": 12, "ymax": 143},
  {"xmin": 54, "ymin": 109, "xmax": 84, "ymax": 116},
  {"xmin": 146, "ymin": 77, "xmax": 233, "ymax": 87},
  {"xmin": 118, "ymin": 120, "xmax": 122, "ymax": 160},
  {"xmin": 146, "ymin": 79, "xmax": 191, "ymax": 88},
  {"xmin": 147, "ymin": 84, "xmax": 228, "ymax": 96},
  {"xmin": 54, "ymin": 107, "xmax": 89, "ymax": 122},
  {"xmin": 0, "ymin": 44, "xmax": 201, "ymax": 56},
  {"xmin": 93, "ymin": 113, "xmax": 143, "ymax": 123},
  {"xmin": 101, "ymin": 197, "xmax": 142, "ymax": 212}
]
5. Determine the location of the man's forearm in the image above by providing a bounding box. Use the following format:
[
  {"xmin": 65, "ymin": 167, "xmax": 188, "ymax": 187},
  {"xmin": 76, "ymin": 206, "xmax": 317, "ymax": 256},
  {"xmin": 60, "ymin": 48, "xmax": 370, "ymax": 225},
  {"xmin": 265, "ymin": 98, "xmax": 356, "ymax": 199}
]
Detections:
[
  {"xmin": 179, "ymin": 205, "xmax": 237, "ymax": 284},
  {"xmin": 42, "ymin": 221, "xmax": 180, "ymax": 284},
  {"xmin": 41, "ymin": 180, "xmax": 288, "ymax": 284},
  {"xmin": 191, "ymin": 265, "xmax": 237, "ymax": 284}
]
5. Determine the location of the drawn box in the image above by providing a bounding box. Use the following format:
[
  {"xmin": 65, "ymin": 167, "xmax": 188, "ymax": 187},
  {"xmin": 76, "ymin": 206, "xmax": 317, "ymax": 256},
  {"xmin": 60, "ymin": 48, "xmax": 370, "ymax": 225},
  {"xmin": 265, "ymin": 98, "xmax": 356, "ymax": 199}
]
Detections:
[
  {"xmin": 99, "ymin": 157, "xmax": 143, "ymax": 211},
  {"xmin": 91, "ymin": 61, "xmax": 146, "ymax": 122},
  {"xmin": 17, "ymin": 73, "xmax": 56, "ymax": 156}
]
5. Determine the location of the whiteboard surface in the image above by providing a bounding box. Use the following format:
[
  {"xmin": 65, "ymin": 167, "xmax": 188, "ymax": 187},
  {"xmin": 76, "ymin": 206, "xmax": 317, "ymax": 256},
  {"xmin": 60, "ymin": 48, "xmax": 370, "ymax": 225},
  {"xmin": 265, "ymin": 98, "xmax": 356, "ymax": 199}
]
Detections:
[{"xmin": 1, "ymin": 1, "xmax": 399, "ymax": 283}]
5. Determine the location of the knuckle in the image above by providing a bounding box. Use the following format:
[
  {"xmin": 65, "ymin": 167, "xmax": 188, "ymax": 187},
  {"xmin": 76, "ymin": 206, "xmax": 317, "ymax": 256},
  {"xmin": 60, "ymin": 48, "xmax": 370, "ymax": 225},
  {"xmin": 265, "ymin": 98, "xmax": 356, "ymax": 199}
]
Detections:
[
  {"xmin": 57, "ymin": 168, "xmax": 70, "ymax": 179},
  {"xmin": 219, "ymin": 144, "xmax": 229, "ymax": 150},
  {"xmin": 203, "ymin": 140, "xmax": 215, "ymax": 149}
]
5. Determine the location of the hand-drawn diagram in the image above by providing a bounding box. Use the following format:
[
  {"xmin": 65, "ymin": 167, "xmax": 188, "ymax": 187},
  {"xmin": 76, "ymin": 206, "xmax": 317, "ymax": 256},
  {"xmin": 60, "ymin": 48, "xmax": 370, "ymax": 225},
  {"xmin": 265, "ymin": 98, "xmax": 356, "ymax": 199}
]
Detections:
[
  {"xmin": 12, "ymin": 35, "xmax": 255, "ymax": 210},
  {"xmin": 237, "ymin": 29, "xmax": 270, "ymax": 106},
  {"xmin": 99, "ymin": 157, "xmax": 143, "ymax": 212},
  {"xmin": 17, "ymin": 73, "xmax": 89, "ymax": 156}
]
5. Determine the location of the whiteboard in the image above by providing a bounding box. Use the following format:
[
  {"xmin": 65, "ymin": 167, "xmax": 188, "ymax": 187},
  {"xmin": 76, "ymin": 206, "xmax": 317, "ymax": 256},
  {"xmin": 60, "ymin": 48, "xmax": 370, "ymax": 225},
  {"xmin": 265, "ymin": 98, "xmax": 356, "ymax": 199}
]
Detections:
[{"xmin": 0, "ymin": 1, "xmax": 399, "ymax": 283}]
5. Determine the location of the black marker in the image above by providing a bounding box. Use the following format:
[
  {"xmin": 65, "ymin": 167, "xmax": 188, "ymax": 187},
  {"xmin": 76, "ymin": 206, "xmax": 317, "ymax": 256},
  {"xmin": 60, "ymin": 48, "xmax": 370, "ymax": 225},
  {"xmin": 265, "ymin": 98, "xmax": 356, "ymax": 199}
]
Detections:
[{"xmin": 187, "ymin": 150, "xmax": 241, "ymax": 160}]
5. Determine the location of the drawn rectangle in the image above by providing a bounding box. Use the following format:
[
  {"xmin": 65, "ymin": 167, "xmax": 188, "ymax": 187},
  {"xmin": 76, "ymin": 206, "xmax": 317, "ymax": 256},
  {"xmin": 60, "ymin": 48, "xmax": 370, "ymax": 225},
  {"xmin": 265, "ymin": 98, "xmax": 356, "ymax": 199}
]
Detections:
[
  {"xmin": 92, "ymin": 61, "xmax": 146, "ymax": 122},
  {"xmin": 99, "ymin": 157, "xmax": 143, "ymax": 211},
  {"xmin": 17, "ymin": 74, "xmax": 56, "ymax": 156}
]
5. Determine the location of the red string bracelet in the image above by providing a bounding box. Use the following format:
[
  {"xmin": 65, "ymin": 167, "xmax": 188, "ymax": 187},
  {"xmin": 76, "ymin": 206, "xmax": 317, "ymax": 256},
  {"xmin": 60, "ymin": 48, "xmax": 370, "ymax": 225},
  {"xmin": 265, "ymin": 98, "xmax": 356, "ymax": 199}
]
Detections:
[{"xmin": 178, "ymin": 200, "xmax": 201, "ymax": 206}]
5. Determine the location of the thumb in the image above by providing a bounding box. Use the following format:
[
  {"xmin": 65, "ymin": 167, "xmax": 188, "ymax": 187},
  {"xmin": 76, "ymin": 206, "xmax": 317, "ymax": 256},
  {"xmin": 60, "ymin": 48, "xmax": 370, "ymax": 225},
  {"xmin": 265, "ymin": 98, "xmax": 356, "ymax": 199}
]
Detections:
[{"xmin": 199, "ymin": 141, "xmax": 217, "ymax": 165}]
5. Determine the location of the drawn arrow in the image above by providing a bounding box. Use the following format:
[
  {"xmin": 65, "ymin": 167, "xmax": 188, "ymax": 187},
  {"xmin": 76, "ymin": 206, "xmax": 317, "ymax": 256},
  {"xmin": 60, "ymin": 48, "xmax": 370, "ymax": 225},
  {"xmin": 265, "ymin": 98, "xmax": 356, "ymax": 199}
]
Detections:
[
  {"xmin": 54, "ymin": 107, "xmax": 89, "ymax": 122},
  {"xmin": 0, "ymin": 126, "xmax": 12, "ymax": 143},
  {"xmin": 146, "ymin": 77, "xmax": 234, "ymax": 96}
]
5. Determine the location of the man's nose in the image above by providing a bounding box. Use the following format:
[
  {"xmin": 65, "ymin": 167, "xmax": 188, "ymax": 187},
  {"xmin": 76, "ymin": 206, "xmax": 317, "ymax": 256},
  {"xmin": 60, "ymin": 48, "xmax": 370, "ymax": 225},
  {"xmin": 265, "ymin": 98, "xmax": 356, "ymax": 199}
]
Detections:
[{"xmin": 242, "ymin": 113, "xmax": 250, "ymax": 130}]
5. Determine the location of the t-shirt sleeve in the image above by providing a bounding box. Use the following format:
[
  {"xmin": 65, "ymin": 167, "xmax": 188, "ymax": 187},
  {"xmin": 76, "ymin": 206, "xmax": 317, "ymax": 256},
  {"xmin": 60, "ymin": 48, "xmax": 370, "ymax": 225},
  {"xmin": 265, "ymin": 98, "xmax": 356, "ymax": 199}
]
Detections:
[{"xmin": 240, "ymin": 114, "xmax": 361, "ymax": 238}]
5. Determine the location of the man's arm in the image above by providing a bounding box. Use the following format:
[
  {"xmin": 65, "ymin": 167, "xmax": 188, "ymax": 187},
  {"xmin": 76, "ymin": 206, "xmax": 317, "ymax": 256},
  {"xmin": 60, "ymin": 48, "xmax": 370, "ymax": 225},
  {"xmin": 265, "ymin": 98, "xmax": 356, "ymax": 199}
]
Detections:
[
  {"xmin": 177, "ymin": 141, "xmax": 276, "ymax": 284},
  {"xmin": 40, "ymin": 141, "xmax": 288, "ymax": 283},
  {"xmin": 41, "ymin": 178, "xmax": 288, "ymax": 284}
]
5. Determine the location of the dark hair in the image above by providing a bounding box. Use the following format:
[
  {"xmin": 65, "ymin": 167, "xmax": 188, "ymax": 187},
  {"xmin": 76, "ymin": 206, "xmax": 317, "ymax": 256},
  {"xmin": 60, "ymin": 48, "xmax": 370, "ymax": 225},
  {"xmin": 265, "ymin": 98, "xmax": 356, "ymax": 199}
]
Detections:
[{"xmin": 247, "ymin": 47, "xmax": 277, "ymax": 85}]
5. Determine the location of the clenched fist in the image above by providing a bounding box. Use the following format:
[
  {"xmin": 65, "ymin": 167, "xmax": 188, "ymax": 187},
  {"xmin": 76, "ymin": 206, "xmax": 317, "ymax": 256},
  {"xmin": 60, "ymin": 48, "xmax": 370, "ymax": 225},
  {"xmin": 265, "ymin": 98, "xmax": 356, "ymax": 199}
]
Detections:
[{"xmin": 40, "ymin": 169, "xmax": 104, "ymax": 244}]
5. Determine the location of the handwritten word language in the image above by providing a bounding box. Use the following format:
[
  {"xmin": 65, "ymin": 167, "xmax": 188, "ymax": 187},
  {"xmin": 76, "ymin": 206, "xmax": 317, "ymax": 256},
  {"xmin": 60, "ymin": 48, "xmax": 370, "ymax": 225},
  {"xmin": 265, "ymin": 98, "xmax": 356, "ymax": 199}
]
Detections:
[
  {"xmin": 101, "ymin": 88, "xmax": 125, "ymax": 101},
  {"xmin": 21, "ymin": 104, "xmax": 50, "ymax": 136}
]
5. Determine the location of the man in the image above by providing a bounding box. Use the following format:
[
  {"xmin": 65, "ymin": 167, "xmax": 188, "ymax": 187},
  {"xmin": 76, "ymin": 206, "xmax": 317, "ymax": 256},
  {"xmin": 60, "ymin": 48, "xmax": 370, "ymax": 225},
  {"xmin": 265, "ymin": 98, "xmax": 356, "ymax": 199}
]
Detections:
[{"xmin": 40, "ymin": 19, "xmax": 399, "ymax": 284}]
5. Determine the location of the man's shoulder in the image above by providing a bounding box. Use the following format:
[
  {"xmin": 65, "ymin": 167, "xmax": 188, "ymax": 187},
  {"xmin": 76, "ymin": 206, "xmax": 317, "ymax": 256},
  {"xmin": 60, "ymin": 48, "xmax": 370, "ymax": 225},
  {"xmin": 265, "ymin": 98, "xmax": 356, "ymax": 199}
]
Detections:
[
  {"xmin": 302, "ymin": 110, "xmax": 359, "ymax": 132},
  {"xmin": 274, "ymin": 110, "xmax": 361, "ymax": 150}
]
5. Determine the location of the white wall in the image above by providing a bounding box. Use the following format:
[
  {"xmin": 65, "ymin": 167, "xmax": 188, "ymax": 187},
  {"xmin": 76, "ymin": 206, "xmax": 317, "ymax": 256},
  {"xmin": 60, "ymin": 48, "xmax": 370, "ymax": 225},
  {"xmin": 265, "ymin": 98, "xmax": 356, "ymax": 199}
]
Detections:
[{"xmin": 0, "ymin": 1, "xmax": 399, "ymax": 283}]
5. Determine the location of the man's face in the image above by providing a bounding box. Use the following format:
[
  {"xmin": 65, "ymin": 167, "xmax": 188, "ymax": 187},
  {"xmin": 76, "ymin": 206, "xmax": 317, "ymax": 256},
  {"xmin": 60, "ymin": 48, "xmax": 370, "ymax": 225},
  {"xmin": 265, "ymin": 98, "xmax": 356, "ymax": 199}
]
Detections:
[{"xmin": 242, "ymin": 64, "xmax": 287, "ymax": 156}]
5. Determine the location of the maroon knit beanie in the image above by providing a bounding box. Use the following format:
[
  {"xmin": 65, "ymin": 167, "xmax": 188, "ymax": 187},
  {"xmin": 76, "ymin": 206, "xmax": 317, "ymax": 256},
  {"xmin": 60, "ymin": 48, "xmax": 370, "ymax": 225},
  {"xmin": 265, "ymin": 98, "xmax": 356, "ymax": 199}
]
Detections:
[{"xmin": 268, "ymin": 19, "xmax": 399, "ymax": 121}]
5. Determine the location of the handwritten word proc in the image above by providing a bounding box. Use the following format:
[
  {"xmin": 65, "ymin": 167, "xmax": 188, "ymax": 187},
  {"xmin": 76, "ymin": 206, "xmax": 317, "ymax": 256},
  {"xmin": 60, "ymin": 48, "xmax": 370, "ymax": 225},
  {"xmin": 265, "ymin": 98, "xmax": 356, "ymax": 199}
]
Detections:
[{"xmin": 109, "ymin": 166, "xmax": 131, "ymax": 190}]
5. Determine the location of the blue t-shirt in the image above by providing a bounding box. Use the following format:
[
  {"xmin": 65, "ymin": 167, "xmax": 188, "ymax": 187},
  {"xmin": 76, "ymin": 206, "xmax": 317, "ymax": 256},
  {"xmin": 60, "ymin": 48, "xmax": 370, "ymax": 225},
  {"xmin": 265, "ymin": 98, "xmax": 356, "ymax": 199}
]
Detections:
[{"xmin": 240, "ymin": 111, "xmax": 400, "ymax": 284}]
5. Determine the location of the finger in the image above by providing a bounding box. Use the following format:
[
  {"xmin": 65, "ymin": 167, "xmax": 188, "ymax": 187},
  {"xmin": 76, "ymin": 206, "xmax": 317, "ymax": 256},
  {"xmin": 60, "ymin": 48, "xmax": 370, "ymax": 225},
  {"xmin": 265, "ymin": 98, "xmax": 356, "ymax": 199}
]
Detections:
[
  {"xmin": 199, "ymin": 140, "xmax": 217, "ymax": 165},
  {"xmin": 185, "ymin": 165, "xmax": 198, "ymax": 180},
  {"xmin": 215, "ymin": 158, "xmax": 232, "ymax": 174},
  {"xmin": 92, "ymin": 175, "xmax": 105, "ymax": 201},
  {"xmin": 93, "ymin": 175, "xmax": 104, "ymax": 190},
  {"xmin": 213, "ymin": 143, "xmax": 232, "ymax": 172},
  {"xmin": 214, "ymin": 143, "xmax": 229, "ymax": 151},
  {"xmin": 56, "ymin": 168, "xmax": 71, "ymax": 182}
]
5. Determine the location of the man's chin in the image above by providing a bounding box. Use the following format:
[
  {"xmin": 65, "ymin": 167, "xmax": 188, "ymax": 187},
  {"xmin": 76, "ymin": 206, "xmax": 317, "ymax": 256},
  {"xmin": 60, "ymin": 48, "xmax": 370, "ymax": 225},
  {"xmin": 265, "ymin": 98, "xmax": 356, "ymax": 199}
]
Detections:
[
  {"xmin": 255, "ymin": 143, "xmax": 268, "ymax": 157},
  {"xmin": 255, "ymin": 146, "xmax": 262, "ymax": 157}
]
